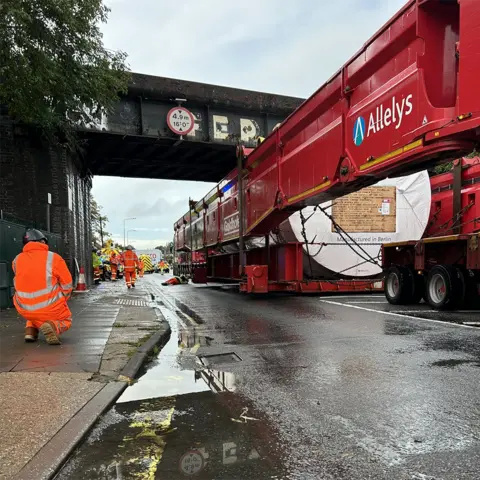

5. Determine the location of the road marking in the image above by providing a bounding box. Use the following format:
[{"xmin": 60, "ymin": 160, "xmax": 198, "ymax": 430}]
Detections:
[
  {"xmin": 321, "ymin": 300, "xmax": 480, "ymax": 329},
  {"xmin": 318, "ymin": 295, "xmax": 385, "ymax": 300},
  {"xmin": 180, "ymin": 311, "xmax": 199, "ymax": 326},
  {"xmin": 159, "ymin": 305, "xmax": 188, "ymax": 329},
  {"xmin": 346, "ymin": 301, "xmax": 388, "ymax": 304},
  {"xmin": 394, "ymin": 310, "xmax": 480, "ymax": 314}
]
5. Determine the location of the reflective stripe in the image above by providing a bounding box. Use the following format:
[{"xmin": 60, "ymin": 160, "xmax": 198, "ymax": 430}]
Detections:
[
  {"xmin": 61, "ymin": 283, "xmax": 73, "ymax": 291},
  {"xmin": 46, "ymin": 251, "xmax": 54, "ymax": 287},
  {"xmin": 13, "ymin": 256, "xmax": 18, "ymax": 274},
  {"xmin": 15, "ymin": 284, "xmax": 60, "ymax": 299},
  {"xmin": 15, "ymin": 290, "xmax": 65, "ymax": 311},
  {"xmin": 14, "ymin": 251, "xmax": 58, "ymax": 299}
]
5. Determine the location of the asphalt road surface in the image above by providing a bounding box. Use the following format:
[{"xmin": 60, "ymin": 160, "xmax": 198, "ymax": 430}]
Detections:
[{"xmin": 57, "ymin": 275, "xmax": 480, "ymax": 479}]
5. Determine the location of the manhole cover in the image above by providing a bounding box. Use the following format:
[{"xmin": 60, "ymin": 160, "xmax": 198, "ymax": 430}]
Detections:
[
  {"xmin": 199, "ymin": 352, "xmax": 242, "ymax": 367},
  {"xmin": 115, "ymin": 299, "xmax": 150, "ymax": 307}
]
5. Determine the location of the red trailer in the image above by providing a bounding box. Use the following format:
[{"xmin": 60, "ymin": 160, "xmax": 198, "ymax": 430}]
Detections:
[
  {"xmin": 384, "ymin": 157, "xmax": 480, "ymax": 309},
  {"xmin": 174, "ymin": 0, "xmax": 480, "ymax": 307}
]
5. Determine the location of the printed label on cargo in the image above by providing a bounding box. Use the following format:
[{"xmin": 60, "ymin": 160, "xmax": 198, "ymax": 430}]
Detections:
[
  {"xmin": 331, "ymin": 186, "xmax": 396, "ymax": 233},
  {"xmin": 381, "ymin": 199, "xmax": 391, "ymax": 216}
]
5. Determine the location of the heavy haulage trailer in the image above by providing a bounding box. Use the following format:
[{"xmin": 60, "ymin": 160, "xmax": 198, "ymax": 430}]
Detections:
[{"xmin": 174, "ymin": 0, "xmax": 480, "ymax": 309}]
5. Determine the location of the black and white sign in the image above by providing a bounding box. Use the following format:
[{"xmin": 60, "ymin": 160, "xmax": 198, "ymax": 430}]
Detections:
[
  {"xmin": 179, "ymin": 450, "xmax": 205, "ymax": 475},
  {"xmin": 167, "ymin": 107, "xmax": 195, "ymax": 136}
]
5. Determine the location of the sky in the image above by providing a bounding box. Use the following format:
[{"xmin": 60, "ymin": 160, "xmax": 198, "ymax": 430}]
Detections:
[{"xmin": 93, "ymin": 0, "xmax": 408, "ymax": 249}]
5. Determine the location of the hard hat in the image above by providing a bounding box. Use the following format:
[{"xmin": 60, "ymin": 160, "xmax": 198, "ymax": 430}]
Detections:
[
  {"xmin": 23, "ymin": 229, "xmax": 48, "ymax": 245},
  {"xmin": 126, "ymin": 245, "xmax": 134, "ymax": 250}
]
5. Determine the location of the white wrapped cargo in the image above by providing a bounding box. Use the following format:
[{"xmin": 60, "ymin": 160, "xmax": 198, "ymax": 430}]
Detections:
[
  {"xmin": 222, "ymin": 171, "xmax": 431, "ymax": 279},
  {"xmin": 283, "ymin": 170, "xmax": 431, "ymax": 278}
]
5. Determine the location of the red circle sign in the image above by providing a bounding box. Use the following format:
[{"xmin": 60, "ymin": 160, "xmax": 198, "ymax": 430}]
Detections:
[{"xmin": 167, "ymin": 107, "xmax": 195, "ymax": 136}]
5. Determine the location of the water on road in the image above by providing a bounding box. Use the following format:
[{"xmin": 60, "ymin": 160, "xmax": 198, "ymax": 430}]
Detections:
[{"xmin": 57, "ymin": 275, "xmax": 480, "ymax": 479}]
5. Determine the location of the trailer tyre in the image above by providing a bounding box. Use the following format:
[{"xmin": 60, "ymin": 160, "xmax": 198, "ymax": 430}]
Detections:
[
  {"xmin": 385, "ymin": 266, "xmax": 414, "ymax": 305},
  {"xmin": 426, "ymin": 265, "xmax": 465, "ymax": 310}
]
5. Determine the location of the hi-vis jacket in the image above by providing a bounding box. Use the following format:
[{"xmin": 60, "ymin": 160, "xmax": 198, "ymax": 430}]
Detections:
[
  {"xmin": 13, "ymin": 242, "xmax": 73, "ymax": 321},
  {"xmin": 122, "ymin": 250, "xmax": 138, "ymax": 272}
]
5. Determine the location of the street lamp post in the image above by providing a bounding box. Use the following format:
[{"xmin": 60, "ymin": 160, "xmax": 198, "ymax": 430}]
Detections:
[
  {"xmin": 124, "ymin": 217, "xmax": 136, "ymax": 247},
  {"xmin": 127, "ymin": 229, "xmax": 137, "ymax": 245}
]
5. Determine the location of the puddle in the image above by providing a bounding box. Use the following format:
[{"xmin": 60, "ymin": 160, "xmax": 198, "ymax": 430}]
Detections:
[
  {"xmin": 118, "ymin": 305, "xmax": 238, "ymax": 403},
  {"xmin": 118, "ymin": 306, "xmax": 209, "ymax": 403},
  {"xmin": 57, "ymin": 304, "xmax": 285, "ymax": 480},
  {"xmin": 199, "ymin": 352, "xmax": 242, "ymax": 366}
]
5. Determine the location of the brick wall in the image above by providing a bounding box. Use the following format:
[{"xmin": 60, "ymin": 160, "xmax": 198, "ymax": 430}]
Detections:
[{"xmin": 0, "ymin": 112, "xmax": 93, "ymax": 284}]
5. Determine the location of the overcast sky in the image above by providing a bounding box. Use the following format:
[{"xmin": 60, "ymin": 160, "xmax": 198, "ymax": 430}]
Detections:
[{"xmin": 93, "ymin": 0, "xmax": 408, "ymax": 249}]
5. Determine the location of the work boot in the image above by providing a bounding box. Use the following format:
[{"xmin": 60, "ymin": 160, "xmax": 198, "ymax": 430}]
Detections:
[
  {"xmin": 24, "ymin": 326, "xmax": 38, "ymax": 342},
  {"xmin": 40, "ymin": 321, "xmax": 61, "ymax": 345},
  {"xmin": 132, "ymin": 283, "xmax": 135, "ymax": 288}
]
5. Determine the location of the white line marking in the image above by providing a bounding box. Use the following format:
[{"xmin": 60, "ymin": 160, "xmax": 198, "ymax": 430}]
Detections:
[
  {"xmin": 318, "ymin": 295, "xmax": 385, "ymax": 300},
  {"xmin": 180, "ymin": 311, "xmax": 199, "ymax": 326},
  {"xmin": 346, "ymin": 301, "xmax": 389, "ymax": 304},
  {"xmin": 320, "ymin": 300, "xmax": 479, "ymax": 329},
  {"xmin": 158, "ymin": 305, "xmax": 188, "ymax": 329},
  {"xmin": 394, "ymin": 310, "xmax": 480, "ymax": 314}
]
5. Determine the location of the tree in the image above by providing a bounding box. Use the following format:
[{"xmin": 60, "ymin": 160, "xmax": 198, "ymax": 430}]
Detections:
[
  {"xmin": 90, "ymin": 195, "xmax": 111, "ymax": 248},
  {"xmin": 0, "ymin": 0, "xmax": 129, "ymax": 146}
]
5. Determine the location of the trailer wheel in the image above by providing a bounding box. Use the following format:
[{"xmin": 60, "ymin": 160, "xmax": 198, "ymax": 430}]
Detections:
[
  {"xmin": 426, "ymin": 265, "xmax": 465, "ymax": 310},
  {"xmin": 385, "ymin": 266, "xmax": 414, "ymax": 305}
]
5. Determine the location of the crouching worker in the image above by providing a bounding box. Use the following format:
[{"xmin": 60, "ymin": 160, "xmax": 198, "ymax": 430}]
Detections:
[
  {"xmin": 13, "ymin": 229, "xmax": 73, "ymax": 345},
  {"xmin": 161, "ymin": 275, "xmax": 188, "ymax": 286}
]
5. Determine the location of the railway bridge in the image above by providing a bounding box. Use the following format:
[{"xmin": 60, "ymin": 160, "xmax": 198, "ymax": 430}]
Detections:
[{"xmin": 0, "ymin": 72, "xmax": 303, "ymax": 283}]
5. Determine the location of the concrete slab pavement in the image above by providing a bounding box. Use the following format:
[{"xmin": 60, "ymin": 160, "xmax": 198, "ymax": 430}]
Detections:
[{"xmin": 0, "ymin": 278, "xmax": 170, "ymax": 480}]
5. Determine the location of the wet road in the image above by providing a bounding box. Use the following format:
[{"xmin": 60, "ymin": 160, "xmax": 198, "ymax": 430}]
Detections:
[{"xmin": 57, "ymin": 276, "xmax": 480, "ymax": 479}]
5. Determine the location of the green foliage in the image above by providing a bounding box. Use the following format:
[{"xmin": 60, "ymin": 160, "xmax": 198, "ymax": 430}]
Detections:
[
  {"xmin": 0, "ymin": 0, "xmax": 129, "ymax": 146},
  {"xmin": 431, "ymin": 150, "xmax": 479, "ymax": 176},
  {"xmin": 90, "ymin": 194, "xmax": 111, "ymax": 248},
  {"xmin": 432, "ymin": 162, "xmax": 453, "ymax": 175}
]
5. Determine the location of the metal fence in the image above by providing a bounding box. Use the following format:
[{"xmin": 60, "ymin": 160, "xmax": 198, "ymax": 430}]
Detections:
[{"xmin": 0, "ymin": 219, "xmax": 65, "ymax": 309}]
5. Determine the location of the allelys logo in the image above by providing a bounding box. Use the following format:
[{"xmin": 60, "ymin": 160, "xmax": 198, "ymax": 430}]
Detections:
[{"xmin": 353, "ymin": 94, "xmax": 413, "ymax": 146}]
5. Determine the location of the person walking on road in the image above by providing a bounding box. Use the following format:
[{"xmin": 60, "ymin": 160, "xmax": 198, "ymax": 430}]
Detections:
[
  {"xmin": 13, "ymin": 229, "xmax": 73, "ymax": 345},
  {"xmin": 138, "ymin": 258, "xmax": 145, "ymax": 278},
  {"xmin": 121, "ymin": 245, "xmax": 138, "ymax": 289},
  {"xmin": 109, "ymin": 251, "xmax": 120, "ymax": 281}
]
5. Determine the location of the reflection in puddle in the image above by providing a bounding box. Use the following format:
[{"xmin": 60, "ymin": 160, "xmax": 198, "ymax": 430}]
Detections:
[
  {"xmin": 57, "ymin": 391, "xmax": 282, "ymax": 480},
  {"xmin": 118, "ymin": 306, "xmax": 235, "ymax": 403},
  {"xmin": 56, "ymin": 304, "xmax": 286, "ymax": 479}
]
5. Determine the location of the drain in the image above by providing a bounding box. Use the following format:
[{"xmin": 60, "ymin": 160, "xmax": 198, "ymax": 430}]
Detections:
[
  {"xmin": 199, "ymin": 352, "xmax": 242, "ymax": 367},
  {"xmin": 115, "ymin": 299, "xmax": 150, "ymax": 307}
]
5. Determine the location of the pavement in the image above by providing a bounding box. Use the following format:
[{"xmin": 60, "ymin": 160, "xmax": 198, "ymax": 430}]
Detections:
[
  {"xmin": 0, "ymin": 277, "xmax": 170, "ymax": 480},
  {"xmin": 57, "ymin": 277, "xmax": 480, "ymax": 480}
]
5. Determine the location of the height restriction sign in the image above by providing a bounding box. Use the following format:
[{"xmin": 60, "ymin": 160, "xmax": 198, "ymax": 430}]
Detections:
[{"xmin": 167, "ymin": 107, "xmax": 195, "ymax": 136}]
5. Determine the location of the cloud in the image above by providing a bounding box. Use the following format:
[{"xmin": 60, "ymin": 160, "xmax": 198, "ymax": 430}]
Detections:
[{"xmin": 95, "ymin": 0, "xmax": 409, "ymax": 247}]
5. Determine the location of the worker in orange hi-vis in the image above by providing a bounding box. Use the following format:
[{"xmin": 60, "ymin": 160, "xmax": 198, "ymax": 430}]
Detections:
[
  {"xmin": 109, "ymin": 251, "xmax": 120, "ymax": 281},
  {"xmin": 121, "ymin": 245, "xmax": 138, "ymax": 289},
  {"xmin": 138, "ymin": 258, "xmax": 144, "ymax": 278},
  {"xmin": 13, "ymin": 229, "xmax": 73, "ymax": 345}
]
